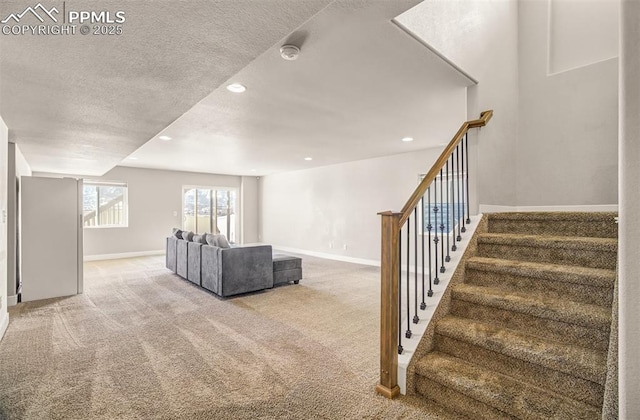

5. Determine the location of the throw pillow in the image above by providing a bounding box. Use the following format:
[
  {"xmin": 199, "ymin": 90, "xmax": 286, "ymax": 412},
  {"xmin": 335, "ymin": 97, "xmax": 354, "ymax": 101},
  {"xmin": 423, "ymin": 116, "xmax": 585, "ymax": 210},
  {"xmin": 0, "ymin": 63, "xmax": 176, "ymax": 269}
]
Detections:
[
  {"xmin": 217, "ymin": 235, "xmax": 231, "ymax": 249},
  {"xmin": 181, "ymin": 231, "xmax": 194, "ymax": 241},
  {"xmin": 206, "ymin": 234, "xmax": 219, "ymax": 246},
  {"xmin": 173, "ymin": 228, "xmax": 183, "ymax": 238}
]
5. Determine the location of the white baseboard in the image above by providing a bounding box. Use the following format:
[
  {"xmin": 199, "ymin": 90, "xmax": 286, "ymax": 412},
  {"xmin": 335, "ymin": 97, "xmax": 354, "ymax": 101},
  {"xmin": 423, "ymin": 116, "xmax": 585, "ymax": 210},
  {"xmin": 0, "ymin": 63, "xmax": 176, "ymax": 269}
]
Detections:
[
  {"xmin": 0, "ymin": 312, "xmax": 8, "ymax": 342},
  {"xmin": 7, "ymin": 295, "xmax": 18, "ymax": 307},
  {"xmin": 478, "ymin": 205, "xmax": 518, "ymax": 213},
  {"xmin": 83, "ymin": 250, "xmax": 165, "ymax": 262},
  {"xmin": 479, "ymin": 204, "xmax": 619, "ymax": 213},
  {"xmin": 271, "ymin": 245, "xmax": 380, "ymax": 267}
]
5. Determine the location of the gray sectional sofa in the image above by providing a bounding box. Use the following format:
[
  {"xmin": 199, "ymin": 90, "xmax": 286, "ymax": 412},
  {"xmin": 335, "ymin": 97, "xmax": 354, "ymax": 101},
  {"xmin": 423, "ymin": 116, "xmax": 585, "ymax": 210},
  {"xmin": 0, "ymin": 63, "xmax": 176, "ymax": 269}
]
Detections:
[{"xmin": 166, "ymin": 231, "xmax": 302, "ymax": 297}]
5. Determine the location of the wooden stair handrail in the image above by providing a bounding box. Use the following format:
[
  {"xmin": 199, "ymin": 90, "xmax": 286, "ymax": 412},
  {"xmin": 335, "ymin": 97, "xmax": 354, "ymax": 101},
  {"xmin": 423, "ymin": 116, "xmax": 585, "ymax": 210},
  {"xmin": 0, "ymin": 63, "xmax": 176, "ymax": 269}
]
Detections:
[
  {"xmin": 376, "ymin": 110, "xmax": 493, "ymax": 399},
  {"xmin": 398, "ymin": 110, "xmax": 492, "ymax": 227}
]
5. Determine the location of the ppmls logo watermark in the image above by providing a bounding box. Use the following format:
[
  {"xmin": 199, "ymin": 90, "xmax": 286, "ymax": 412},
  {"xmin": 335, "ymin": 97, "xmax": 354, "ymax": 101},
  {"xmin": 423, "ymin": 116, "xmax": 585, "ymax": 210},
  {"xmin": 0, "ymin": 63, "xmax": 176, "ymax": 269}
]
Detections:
[{"xmin": 2, "ymin": 2, "xmax": 126, "ymax": 36}]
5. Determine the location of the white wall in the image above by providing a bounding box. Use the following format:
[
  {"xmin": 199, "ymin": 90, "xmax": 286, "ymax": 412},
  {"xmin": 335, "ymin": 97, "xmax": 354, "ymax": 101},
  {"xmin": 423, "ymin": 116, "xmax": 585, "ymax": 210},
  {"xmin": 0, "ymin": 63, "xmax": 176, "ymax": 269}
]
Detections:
[
  {"xmin": 260, "ymin": 148, "xmax": 443, "ymax": 261},
  {"xmin": 619, "ymin": 0, "xmax": 640, "ymax": 416},
  {"xmin": 549, "ymin": 0, "xmax": 619, "ymax": 74},
  {"xmin": 6, "ymin": 143, "xmax": 32, "ymax": 305},
  {"xmin": 395, "ymin": 0, "xmax": 520, "ymax": 209},
  {"xmin": 34, "ymin": 166, "xmax": 248, "ymax": 258},
  {"xmin": 517, "ymin": 0, "xmax": 618, "ymax": 206},
  {"xmin": 241, "ymin": 176, "xmax": 259, "ymax": 244},
  {"xmin": 0, "ymin": 116, "xmax": 9, "ymax": 340}
]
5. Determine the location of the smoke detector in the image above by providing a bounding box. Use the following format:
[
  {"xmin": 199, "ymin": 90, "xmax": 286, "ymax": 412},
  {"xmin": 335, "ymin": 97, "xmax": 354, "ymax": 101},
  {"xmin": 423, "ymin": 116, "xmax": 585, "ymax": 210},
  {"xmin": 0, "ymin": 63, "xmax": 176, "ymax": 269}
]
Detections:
[{"xmin": 280, "ymin": 44, "xmax": 300, "ymax": 61}]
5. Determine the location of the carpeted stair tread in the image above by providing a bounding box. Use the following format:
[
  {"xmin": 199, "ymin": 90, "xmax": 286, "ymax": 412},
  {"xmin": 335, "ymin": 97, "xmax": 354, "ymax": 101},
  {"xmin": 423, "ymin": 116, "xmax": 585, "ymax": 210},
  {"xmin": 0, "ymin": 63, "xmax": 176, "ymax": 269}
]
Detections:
[
  {"xmin": 415, "ymin": 352, "xmax": 602, "ymax": 420},
  {"xmin": 487, "ymin": 212, "xmax": 617, "ymax": 238},
  {"xmin": 416, "ymin": 376, "xmax": 514, "ymax": 420},
  {"xmin": 435, "ymin": 316, "xmax": 607, "ymax": 385},
  {"xmin": 466, "ymin": 256, "xmax": 615, "ymax": 289},
  {"xmin": 476, "ymin": 233, "xmax": 617, "ymax": 269},
  {"xmin": 451, "ymin": 283, "xmax": 611, "ymax": 330},
  {"xmin": 477, "ymin": 233, "xmax": 617, "ymax": 252},
  {"xmin": 434, "ymin": 334, "xmax": 605, "ymax": 408}
]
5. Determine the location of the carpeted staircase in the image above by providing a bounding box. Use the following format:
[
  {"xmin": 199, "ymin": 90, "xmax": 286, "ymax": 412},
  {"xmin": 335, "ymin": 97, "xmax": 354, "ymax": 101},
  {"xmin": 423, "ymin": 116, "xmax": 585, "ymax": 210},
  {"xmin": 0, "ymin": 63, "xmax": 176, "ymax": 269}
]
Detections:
[{"xmin": 414, "ymin": 212, "xmax": 618, "ymax": 419}]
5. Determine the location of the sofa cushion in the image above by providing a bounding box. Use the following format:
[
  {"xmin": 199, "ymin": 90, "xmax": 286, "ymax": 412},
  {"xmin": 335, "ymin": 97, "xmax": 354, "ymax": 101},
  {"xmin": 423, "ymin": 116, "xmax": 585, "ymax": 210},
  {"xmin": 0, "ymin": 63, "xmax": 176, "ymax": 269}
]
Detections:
[
  {"xmin": 187, "ymin": 242, "xmax": 203, "ymax": 286},
  {"xmin": 166, "ymin": 236, "xmax": 178, "ymax": 273},
  {"xmin": 273, "ymin": 255, "xmax": 302, "ymax": 271},
  {"xmin": 181, "ymin": 231, "xmax": 194, "ymax": 241}
]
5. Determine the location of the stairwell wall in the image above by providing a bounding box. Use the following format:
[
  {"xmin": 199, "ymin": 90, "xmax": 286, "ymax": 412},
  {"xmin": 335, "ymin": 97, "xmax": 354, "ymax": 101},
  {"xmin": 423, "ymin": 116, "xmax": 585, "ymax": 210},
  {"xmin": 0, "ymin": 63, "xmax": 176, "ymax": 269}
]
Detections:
[
  {"xmin": 516, "ymin": 0, "xmax": 619, "ymax": 207},
  {"xmin": 619, "ymin": 0, "xmax": 640, "ymax": 416},
  {"xmin": 395, "ymin": 0, "xmax": 520, "ymax": 210}
]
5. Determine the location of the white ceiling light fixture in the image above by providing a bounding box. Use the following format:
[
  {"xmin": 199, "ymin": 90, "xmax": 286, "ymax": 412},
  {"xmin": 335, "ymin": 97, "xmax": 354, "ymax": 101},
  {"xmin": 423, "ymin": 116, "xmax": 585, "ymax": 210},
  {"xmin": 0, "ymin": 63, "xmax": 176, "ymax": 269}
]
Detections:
[
  {"xmin": 226, "ymin": 83, "xmax": 246, "ymax": 93},
  {"xmin": 280, "ymin": 44, "xmax": 300, "ymax": 61},
  {"xmin": 401, "ymin": 137, "xmax": 414, "ymax": 142},
  {"xmin": 159, "ymin": 135, "xmax": 172, "ymax": 141},
  {"xmin": 127, "ymin": 156, "xmax": 139, "ymax": 160},
  {"xmin": 304, "ymin": 157, "xmax": 313, "ymax": 161}
]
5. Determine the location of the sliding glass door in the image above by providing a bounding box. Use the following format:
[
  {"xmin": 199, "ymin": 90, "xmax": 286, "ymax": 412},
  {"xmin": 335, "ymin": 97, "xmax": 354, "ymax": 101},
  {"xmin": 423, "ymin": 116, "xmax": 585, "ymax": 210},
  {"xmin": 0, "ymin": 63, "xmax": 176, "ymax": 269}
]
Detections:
[{"xmin": 183, "ymin": 187, "xmax": 236, "ymax": 242}]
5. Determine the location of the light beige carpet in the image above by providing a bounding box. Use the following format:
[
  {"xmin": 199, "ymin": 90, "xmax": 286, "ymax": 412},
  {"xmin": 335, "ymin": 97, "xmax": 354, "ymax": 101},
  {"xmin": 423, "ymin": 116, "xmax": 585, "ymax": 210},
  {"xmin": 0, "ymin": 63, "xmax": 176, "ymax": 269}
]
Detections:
[{"xmin": 0, "ymin": 255, "xmax": 459, "ymax": 419}]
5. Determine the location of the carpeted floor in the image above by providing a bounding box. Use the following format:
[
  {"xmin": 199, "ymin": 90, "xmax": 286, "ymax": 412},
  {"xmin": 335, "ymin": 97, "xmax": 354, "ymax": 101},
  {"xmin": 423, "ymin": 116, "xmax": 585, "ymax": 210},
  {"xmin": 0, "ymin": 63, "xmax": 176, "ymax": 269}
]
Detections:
[{"xmin": 0, "ymin": 255, "xmax": 461, "ymax": 420}]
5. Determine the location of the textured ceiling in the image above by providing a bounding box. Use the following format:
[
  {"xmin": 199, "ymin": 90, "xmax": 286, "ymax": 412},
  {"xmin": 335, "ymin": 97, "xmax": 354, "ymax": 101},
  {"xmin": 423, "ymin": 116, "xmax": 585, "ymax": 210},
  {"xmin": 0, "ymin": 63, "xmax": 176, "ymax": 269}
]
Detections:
[
  {"xmin": 1, "ymin": 0, "xmax": 474, "ymax": 177},
  {"xmin": 123, "ymin": 0, "xmax": 474, "ymax": 176},
  {"xmin": 0, "ymin": 0, "xmax": 334, "ymax": 175}
]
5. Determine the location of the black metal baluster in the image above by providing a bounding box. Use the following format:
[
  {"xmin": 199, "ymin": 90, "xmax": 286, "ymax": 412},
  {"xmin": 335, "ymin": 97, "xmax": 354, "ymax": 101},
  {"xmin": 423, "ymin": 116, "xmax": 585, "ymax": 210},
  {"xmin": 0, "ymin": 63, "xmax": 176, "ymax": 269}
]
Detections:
[
  {"xmin": 427, "ymin": 188, "xmax": 433, "ymax": 297},
  {"xmin": 398, "ymin": 229, "xmax": 403, "ymax": 354},
  {"xmin": 405, "ymin": 220, "xmax": 411, "ymax": 339},
  {"xmin": 465, "ymin": 133, "xmax": 471, "ymax": 224},
  {"xmin": 433, "ymin": 182, "xmax": 440, "ymax": 285},
  {"xmin": 421, "ymin": 196, "xmax": 427, "ymax": 309},
  {"xmin": 413, "ymin": 207, "xmax": 419, "ymax": 324},
  {"xmin": 451, "ymin": 150, "xmax": 458, "ymax": 252},
  {"xmin": 445, "ymin": 159, "xmax": 451, "ymax": 262},
  {"xmin": 456, "ymin": 144, "xmax": 462, "ymax": 242},
  {"xmin": 439, "ymin": 169, "xmax": 445, "ymax": 273},
  {"xmin": 461, "ymin": 138, "xmax": 466, "ymax": 233}
]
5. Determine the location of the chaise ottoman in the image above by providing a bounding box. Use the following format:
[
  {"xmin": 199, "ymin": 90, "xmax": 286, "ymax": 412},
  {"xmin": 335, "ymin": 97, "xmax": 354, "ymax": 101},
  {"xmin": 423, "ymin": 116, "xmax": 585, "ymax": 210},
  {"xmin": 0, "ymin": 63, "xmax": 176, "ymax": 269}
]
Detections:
[{"xmin": 272, "ymin": 254, "xmax": 302, "ymax": 285}]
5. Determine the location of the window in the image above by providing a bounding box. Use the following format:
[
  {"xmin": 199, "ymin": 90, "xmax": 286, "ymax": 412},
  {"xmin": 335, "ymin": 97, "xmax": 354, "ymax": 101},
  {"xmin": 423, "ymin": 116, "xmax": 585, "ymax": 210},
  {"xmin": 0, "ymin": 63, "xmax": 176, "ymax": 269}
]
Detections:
[
  {"xmin": 421, "ymin": 173, "xmax": 466, "ymax": 234},
  {"xmin": 182, "ymin": 187, "xmax": 236, "ymax": 242},
  {"xmin": 83, "ymin": 181, "xmax": 128, "ymax": 228}
]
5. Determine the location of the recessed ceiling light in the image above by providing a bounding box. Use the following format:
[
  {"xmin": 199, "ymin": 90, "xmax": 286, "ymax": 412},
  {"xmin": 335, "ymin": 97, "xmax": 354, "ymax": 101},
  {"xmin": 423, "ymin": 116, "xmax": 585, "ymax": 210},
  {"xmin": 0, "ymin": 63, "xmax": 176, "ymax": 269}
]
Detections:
[
  {"xmin": 250, "ymin": 169, "xmax": 257, "ymax": 172},
  {"xmin": 226, "ymin": 83, "xmax": 246, "ymax": 93},
  {"xmin": 402, "ymin": 137, "xmax": 414, "ymax": 142},
  {"xmin": 128, "ymin": 157, "xmax": 138, "ymax": 160},
  {"xmin": 304, "ymin": 157, "xmax": 313, "ymax": 161},
  {"xmin": 159, "ymin": 135, "xmax": 172, "ymax": 141}
]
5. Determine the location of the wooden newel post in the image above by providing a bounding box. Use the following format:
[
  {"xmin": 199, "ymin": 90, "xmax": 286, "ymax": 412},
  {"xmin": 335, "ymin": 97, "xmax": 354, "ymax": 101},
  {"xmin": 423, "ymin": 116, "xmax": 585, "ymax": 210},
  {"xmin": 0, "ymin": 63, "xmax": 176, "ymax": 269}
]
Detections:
[{"xmin": 375, "ymin": 211, "xmax": 401, "ymax": 399}]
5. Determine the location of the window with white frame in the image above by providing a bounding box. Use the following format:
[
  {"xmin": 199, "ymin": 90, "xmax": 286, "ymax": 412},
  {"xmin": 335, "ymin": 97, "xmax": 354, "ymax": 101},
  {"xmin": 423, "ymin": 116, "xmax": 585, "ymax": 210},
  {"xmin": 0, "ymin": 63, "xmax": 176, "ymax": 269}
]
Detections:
[
  {"xmin": 182, "ymin": 187, "xmax": 236, "ymax": 242},
  {"xmin": 83, "ymin": 181, "xmax": 128, "ymax": 228}
]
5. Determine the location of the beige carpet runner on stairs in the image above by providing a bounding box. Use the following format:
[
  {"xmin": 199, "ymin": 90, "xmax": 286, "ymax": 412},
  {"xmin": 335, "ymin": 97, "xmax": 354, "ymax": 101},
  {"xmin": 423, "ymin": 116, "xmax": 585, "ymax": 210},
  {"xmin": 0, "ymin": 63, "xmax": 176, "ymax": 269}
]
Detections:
[{"xmin": 414, "ymin": 212, "xmax": 617, "ymax": 419}]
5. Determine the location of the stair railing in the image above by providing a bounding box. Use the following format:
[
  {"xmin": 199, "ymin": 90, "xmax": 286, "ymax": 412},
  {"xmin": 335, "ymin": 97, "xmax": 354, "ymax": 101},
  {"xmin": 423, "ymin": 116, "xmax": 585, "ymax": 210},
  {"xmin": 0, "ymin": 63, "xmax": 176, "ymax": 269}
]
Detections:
[
  {"xmin": 375, "ymin": 110, "xmax": 493, "ymax": 398},
  {"xmin": 83, "ymin": 195, "xmax": 125, "ymax": 227}
]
